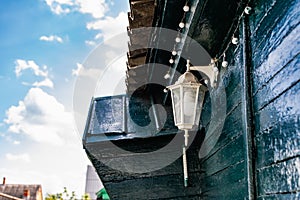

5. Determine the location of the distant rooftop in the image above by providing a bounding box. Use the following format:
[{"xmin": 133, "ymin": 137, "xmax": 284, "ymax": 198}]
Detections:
[{"xmin": 0, "ymin": 179, "xmax": 42, "ymax": 200}]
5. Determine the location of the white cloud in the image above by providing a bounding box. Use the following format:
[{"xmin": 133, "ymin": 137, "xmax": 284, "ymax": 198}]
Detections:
[
  {"xmin": 4, "ymin": 87, "xmax": 77, "ymax": 146},
  {"xmin": 32, "ymin": 78, "xmax": 54, "ymax": 88},
  {"xmin": 6, "ymin": 153, "xmax": 31, "ymax": 162},
  {"xmin": 45, "ymin": 0, "xmax": 73, "ymax": 14},
  {"xmin": 0, "ymin": 132, "xmax": 21, "ymax": 145},
  {"xmin": 15, "ymin": 59, "xmax": 48, "ymax": 78},
  {"xmin": 39, "ymin": 35, "xmax": 63, "ymax": 43},
  {"xmin": 44, "ymin": 0, "xmax": 108, "ymax": 18},
  {"xmin": 72, "ymin": 63, "xmax": 83, "ymax": 76},
  {"xmin": 94, "ymin": 55, "xmax": 126, "ymax": 97},
  {"xmin": 21, "ymin": 82, "xmax": 31, "ymax": 86},
  {"xmin": 1, "ymin": 86, "xmax": 92, "ymax": 196},
  {"xmin": 86, "ymin": 12, "xmax": 128, "ymax": 42},
  {"xmin": 94, "ymin": 33, "xmax": 102, "ymax": 40},
  {"xmin": 15, "ymin": 59, "xmax": 54, "ymax": 88},
  {"xmin": 13, "ymin": 140, "xmax": 20, "ymax": 145},
  {"xmin": 75, "ymin": 0, "xmax": 108, "ymax": 18},
  {"xmin": 71, "ymin": 63, "xmax": 102, "ymax": 80},
  {"xmin": 85, "ymin": 40, "xmax": 96, "ymax": 46}
]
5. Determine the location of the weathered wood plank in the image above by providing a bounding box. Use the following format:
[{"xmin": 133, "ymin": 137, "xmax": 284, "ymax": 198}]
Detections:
[
  {"xmin": 252, "ymin": 24, "xmax": 300, "ymax": 94},
  {"xmin": 225, "ymin": 83, "xmax": 242, "ymax": 115},
  {"xmin": 201, "ymin": 104, "xmax": 243, "ymax": 160},
  {"xmin": 250, "ymin": 0, "xmax": 299, "ymax": 53},
  {"xmin": 200, "ymin": 180, "xmax": 247, "ymax": 200},
  {"xmin": 257, "ymin": 192, "xmax": 300, "ymax": 200},
  {"xmin": 200, "ymin": 94, "xmax": 211, "ymax": 127},
  {"xmin": 257, "ymin": 157, "xmax": 300, "ymax": 196},
  {"xmin": 200, "ymin": 134, "xmax": 245, "ymax": 176},
  {"xmin": 88, "ymin": 151, "xmax": 202, "ymax": 183},
  {"xmin": 249, "ymin": 0, "xmax": 277, "ymax": 33},
  {"xmin": 254, "ymin": 81, "xmax": 300, "ymax": 137},
  {"xmin": 223, "ymin": 64, "xmax": 242, "ymax": 100},
  {"xmin": 253, "ymin": 54, "xmax": 300, "ymax": 112},
  {"xmin": 256, "ymin": 115, "xmax": 300, "ymax": 169},
  {"xmin": 105, "ymin": 172, "xmax": 202, "ymax": 200},
  {"xmin": 85, "ymin": 131, "xmax": 204, "ymax": 199},
  {"xmin": 199, "ymin": 161, "xmax": 247, "ymax": 199}
]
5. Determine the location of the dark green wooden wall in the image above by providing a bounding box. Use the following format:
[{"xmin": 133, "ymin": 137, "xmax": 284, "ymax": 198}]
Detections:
[
  {"xmin": 198, "ymin": 0, "xmax": 300, "ymax": 199},
  {"xmin": 250, "ymin": 0, "xmax": 300, "ymax": 198},
  {"xmin": 197, "ymin": 20, "xmax": 250, "ymax": 199}
]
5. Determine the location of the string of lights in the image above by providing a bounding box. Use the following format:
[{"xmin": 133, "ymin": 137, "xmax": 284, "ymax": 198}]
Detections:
[
  {"xmin": 218, "ymin": 5, "xmax": 252, "ymax": 68},
  {"xmin": 164, "ymin": 1, "xmax": 252, "ymax": 80},
  {"xmin": 164, "ymin": 0, "xmax": 192, "ymax": 80}
]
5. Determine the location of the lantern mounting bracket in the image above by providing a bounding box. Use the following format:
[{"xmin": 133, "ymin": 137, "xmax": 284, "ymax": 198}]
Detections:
[{"xmin": 188, "ymin": 59, "xmax": 219, "ymax": 88}]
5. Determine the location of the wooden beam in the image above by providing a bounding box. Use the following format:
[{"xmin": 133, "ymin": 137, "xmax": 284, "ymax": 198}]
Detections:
[
  {"xmin": 0, "ymin": 192, "xmax": 23, "ymax": 200},
  {"xmin": 130, "ymin": 0, "xmax": 155, "ymax": 5}
]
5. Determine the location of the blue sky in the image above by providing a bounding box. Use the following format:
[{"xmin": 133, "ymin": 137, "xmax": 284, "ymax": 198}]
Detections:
[{"xmin": 0, "ymin": 0, "xmax": 129, "ymax": 196}]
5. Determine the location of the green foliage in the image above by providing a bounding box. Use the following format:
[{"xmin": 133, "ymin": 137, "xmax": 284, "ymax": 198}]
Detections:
[
  {"xmin": 81, "ymin": 193, "xmax": 90, "ymax": 200},
  {"xmin": 96, "ymin": 188, "xmax": 110, "ymax": 200},
  {"xmin": 45, "ymin": 187, "xmax": 91, "ymax": 200}
]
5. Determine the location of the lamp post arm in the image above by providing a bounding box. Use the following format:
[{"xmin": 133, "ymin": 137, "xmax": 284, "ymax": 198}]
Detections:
[{"xmin": 189, "ymin": 62, "xmax": 219, "ymax": 88}]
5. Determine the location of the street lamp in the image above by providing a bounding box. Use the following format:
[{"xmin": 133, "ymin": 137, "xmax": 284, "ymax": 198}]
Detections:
[{"xmin": 167, "ymin": 59, "xmax": 217, "ymax": 187}]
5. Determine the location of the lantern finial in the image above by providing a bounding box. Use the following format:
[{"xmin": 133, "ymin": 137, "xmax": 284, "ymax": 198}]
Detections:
[{"xmin": 186, "ymin": 59, "xmax": 190, "ymax": 72}]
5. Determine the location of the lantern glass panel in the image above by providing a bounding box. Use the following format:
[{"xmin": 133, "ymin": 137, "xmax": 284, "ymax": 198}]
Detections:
[
  {"xmin": 182, "ymin": 86, "xmax": 198, "ymax": 125},
  {"xmin": 171, "ymin": 87, "xmax": 181, "ymax": 124},
  {"xmin": 194, "ymin": 87, "xmax": 205, "ymax": 128}
]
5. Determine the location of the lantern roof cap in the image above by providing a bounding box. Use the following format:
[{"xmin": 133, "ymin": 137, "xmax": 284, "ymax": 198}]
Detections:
[{"xmin": 175, "ymin": 71, "xmax": 199, "ymax": 84}]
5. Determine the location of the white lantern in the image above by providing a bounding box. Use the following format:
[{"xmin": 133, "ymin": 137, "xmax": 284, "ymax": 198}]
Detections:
[
  {"xmin": 167, "ymin": 67, "xmax": 207, "ymax": 131},
  {"xmin": 166, "ymin": 59, "xmax": 217, "ymax": 187},
  {"xmin": 167, "ymin": 61, "xmax": 207, "ymax": 187}
]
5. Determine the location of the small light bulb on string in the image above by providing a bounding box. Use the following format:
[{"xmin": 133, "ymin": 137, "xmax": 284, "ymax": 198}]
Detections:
[
  {"xmin": 216, "ymin": 5, "xmax": 252, "ymax": 67},
  {"xmin": 164, "ymin": 73, "xmax": 170, "ymax": 80},
  {"xmin": 191, "ymin": 6, "xmax": 196, "ymax": 12},
  {"xmin": 175, "ymin": 37, "xmax": 181, "ymax": 43},
  {"xmin": 222, "ymin": 60, "xmax": 228, "ymax": 68},
  {"xmin": 169, "ymin": 58, "xmax": 174, "ymax": 64},
  {"xmin": 232, "ymin": 36, "xmax": 239, "ymax": 45},
  {"xmin": 163, "ymin": 88, "xmax": 168, "ymax": 93},
  {"xmin": 204, "ymin": 79, "xmax": 208, "ymax": 85},
  {"xmin": 244, "ymin": 6, "xmax": 252, "ymax": 15},
  {"xmin": 179, "ymin": 22, "xmax": 185, "ymax": 29},
  {"xmin": 222, "ymin": 53, "xmax": 228, "ymax": 68},
  {"xmin": 183, "ymin": 5, "xmax": 189, "ymax": 12},
  {"xmin": 172, "ymin": 50, "xmax": 177, "ymax": 56}
]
